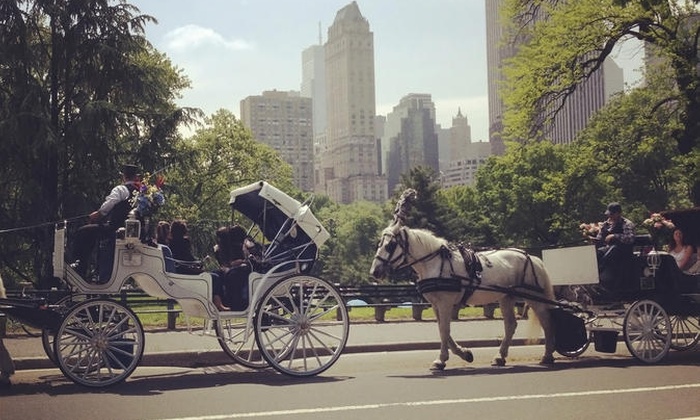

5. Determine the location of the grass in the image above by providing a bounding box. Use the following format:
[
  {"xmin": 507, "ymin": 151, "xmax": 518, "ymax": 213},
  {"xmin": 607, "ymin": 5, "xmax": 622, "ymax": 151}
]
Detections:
[{"xmin": 130, "ymin": 304, "xmax": 505, "ymax": 330}]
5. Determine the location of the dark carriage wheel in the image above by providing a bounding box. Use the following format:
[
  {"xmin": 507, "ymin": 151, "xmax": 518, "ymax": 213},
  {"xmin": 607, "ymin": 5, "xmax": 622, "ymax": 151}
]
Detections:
[
  {"xmin": 669, "ymin": 315, "xmax": 700, "ymax": 351},
  {"xmin": 54, "ymin": 299, "xmax": 144, "ymax": 388},
  {"xmin": 255, "ymin": 275, "xmax": 349, "ymax": 377},
  {"xmin": 623, "ymin": 300, "xmax": 671, "ymax": 364},
  {"xmin": 556, "ymin": 332, "xmax": 591, "ymax": 358}
]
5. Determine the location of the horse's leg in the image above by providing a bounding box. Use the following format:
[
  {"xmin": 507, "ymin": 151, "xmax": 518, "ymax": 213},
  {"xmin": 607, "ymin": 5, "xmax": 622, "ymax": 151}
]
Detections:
[
  {"xmin": 529, "ymin": 302, "xmax": 555, "ymax": 365},
  {"xmin": 429, "ymin": 300, "xmax": 451, "ymax": 371},
  {"xmin": 492, "ymin": 296, "xmax": 516, "ymax": 366},
  {"xmin": 447, "ymin": 335, "xmax": 474, "ymax": 363}
]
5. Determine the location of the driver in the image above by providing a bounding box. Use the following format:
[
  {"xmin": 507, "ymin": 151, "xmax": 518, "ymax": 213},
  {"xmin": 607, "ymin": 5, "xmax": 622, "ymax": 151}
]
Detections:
[
  {"xmin": 593, "ymin": 202, "xmax": 636, "ymax": 271},
  {"xmin": 72, "ymin": 164, "xmax": 141, "ymax": 280}
]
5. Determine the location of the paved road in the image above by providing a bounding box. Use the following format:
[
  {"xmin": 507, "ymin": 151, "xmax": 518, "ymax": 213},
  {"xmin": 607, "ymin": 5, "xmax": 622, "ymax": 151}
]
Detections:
[{"xmin": 5, "ymin": 318, "xmax": 546, "ymax": 369}]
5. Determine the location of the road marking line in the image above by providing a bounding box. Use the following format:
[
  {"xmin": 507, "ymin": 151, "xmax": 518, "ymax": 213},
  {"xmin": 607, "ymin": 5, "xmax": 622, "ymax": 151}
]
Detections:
[{"xmin": 156, "ymin": 383, "xmax": 700, "ymax": 420}]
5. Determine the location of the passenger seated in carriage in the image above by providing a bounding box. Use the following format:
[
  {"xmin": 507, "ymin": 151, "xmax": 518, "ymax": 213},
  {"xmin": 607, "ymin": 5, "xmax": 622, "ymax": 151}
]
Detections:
[
  {"xmin": 167, "ymin": 220, "xmax": 204, "ymax": 275},
  {"xmin": 668, "ymin": 227, "xmax": 698, "ymax": 272},
  {"xmin": 588, "ymin": 202, "xmax": 636, "ymax": 272},
  {"xmin": 211, "ymin": 225, "xmax": 251, "ymax": 311},
  {"xmin": 72, "ymin": 164, "xmax": 142, "ymax": 280}
]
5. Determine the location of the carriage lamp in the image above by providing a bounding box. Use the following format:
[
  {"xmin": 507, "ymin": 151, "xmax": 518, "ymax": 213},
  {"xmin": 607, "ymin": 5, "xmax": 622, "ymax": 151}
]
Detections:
[{"xmin": 125, "ymin": 210, "xmax": 141, "ymax": 246}]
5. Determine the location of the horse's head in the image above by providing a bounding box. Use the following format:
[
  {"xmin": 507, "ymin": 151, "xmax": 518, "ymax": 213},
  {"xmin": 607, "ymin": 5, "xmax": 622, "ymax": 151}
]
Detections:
[{"xmin": 369, "ymin": 222, "xmax": 408, "ymax": 280}]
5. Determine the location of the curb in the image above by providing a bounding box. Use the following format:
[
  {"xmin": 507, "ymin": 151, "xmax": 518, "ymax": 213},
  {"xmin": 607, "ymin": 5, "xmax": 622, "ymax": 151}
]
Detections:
[{"xmin": 12, "ymin": 338, "xmax": 543, "ymax": 371}]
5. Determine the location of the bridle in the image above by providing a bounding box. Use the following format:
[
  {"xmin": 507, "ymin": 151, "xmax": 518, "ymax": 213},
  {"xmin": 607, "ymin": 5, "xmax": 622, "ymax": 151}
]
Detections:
[{"xmin": 375, "ymin": 227, "xmax": 445, "ymax": 272}]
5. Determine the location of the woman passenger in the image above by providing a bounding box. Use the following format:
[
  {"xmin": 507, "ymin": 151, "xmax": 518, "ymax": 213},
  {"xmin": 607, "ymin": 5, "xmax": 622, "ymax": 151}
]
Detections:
[{"xmin": 668, "ymin": 228, "xmax": 697, "ymax": 272}]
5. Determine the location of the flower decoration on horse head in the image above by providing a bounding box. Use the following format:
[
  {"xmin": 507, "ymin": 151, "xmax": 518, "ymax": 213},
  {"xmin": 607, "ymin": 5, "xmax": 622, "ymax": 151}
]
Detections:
[{"xmin": 131, "ymin": 172, "xmax": 165, "ymax": 217}]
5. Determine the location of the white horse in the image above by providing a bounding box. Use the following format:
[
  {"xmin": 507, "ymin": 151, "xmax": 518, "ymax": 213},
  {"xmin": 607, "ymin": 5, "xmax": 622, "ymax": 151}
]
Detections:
[{"xmin": 369, "ymin": 221, "xmax": 556, "ymax": 370}]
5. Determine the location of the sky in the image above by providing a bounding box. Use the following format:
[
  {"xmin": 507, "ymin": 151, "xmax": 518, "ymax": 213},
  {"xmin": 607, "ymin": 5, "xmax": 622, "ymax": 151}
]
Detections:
[{"xmin": 130, "ymin": 0, "xmax": 644, "ymax": 143}]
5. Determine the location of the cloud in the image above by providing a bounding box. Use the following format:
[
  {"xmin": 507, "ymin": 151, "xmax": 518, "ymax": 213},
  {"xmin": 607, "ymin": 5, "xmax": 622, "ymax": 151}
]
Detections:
[{"xmin": 163, "ymin": 24, "xmax": 253, "ymax": 53}]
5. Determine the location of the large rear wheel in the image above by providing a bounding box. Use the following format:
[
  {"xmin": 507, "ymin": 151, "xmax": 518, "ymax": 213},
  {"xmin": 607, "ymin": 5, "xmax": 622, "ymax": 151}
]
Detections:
[
  {"xmin": 255, "ymin": 275, "xmax": 349, "ymax": 377},
  {"xmin": 54, "ymin": 299, "xmax": 144, "ymax": 387},
  {"xmin": 669, "ymin": 315, "xmax": 700, "ymax": 351}
]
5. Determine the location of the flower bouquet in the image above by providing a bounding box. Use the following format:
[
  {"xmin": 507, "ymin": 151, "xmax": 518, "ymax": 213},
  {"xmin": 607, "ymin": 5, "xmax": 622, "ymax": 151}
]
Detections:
[
  {"xmin": 131, "ymin": 173, "xmax": 165, "ymax": 218},
  {"xmin": 642, "ymin": 213, "xmax": 674, "ymax": 250},
  {"xmin": 130, "ymin": 173, "xmax": 165, "ymax": 242},
  {"xmin": 579, "ymin": 222, "xmax": 602, "ymax": 239}
]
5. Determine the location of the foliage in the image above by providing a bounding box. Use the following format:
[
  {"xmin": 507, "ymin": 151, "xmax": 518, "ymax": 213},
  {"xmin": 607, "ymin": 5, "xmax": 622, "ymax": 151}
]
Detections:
[
  {"xmin": 161, "ymin": 110, "xmax": 294, "ymax": 224},
  {"xmin": 501, "ymin": 0, "xmax": 700, "ymax": 204},
  {"xmin": 315, "ymin": 200, "xmax": 386, "ymax": 286},
  {"xmin": 474, "ymin": 141, "xmax": 569, "ymax": 249},
  {"xmin": 393, "ymin": 166, "xmax": 454, "ymax": 240},
  {"xmin": 0, "ymin": 0, "xmax": 196, "ymax": 285}
]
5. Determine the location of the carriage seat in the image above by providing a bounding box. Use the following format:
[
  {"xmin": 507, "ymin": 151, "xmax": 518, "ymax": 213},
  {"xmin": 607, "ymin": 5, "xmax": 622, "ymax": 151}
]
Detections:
[
  {"xmin": 632, "ymin": 234, "xmax": 655, "ymax": 256},
  {"xmin": 160, "ymin": 245, "xmax": 204, "ymax": 275},
  {"xmin": 651, "ymin": 253, "xmax": 700, "ymax": 294}
]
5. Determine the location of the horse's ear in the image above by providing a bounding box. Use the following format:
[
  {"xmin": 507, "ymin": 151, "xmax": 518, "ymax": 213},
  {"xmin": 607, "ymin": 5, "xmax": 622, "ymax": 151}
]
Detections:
[{"xmin": 393, "ymin": 188, "xmax": 417, "ymax": 225}]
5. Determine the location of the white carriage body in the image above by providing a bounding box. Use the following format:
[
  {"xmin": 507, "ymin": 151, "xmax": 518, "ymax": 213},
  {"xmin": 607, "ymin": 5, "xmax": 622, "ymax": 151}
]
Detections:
[{"xmin": 54, "ymin": 180, "xmax": 328, "ymax": 321}]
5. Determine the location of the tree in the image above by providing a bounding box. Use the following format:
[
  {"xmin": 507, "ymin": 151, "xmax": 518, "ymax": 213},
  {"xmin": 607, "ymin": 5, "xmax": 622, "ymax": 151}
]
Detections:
[
  {"xmin": 502, "ymin": 0, "xmax": 700, "ymax": 204},
  {"xmin": 315, "ymin": 200, "xmax": 386, "ymax": 285},
  {"xmin": 393, "ymin": 166, "xmax": 454, "ymax": 240},
  {"xmin": 474, "ymin": 141, "xmax": 569, "ymax": 249},
  {"xmin": 0, "ymin": 0, "xmax": 195, "ymax": 285},
  {"xmin": 161, "ymin": 110, "xmax": 295, "ymax": 260}
]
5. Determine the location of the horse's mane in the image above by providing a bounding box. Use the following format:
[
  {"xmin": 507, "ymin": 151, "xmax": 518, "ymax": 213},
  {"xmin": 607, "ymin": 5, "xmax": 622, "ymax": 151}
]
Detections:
[{"xmin": 405, "ymin": 227, "xmax": 448, "ymax": 252}]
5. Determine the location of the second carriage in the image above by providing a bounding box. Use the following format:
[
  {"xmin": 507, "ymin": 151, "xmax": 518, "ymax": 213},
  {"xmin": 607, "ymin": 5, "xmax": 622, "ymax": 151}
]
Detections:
[
  {"xmin": 544, "ymin": 207, "xmax": 700, "ymax": 364},
  {"xmin": 3, "ymin": 181, "xmax": 349, "ymax": 387}
]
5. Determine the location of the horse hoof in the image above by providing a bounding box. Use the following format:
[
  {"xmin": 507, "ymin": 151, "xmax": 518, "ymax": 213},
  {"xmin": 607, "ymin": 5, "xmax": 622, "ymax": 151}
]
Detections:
[
  {"xmin": 539, "ymin": 356, "xmax": 555, "ymax": 365},
  {"xmin": 430, "ymin": 361, "xmax": 446, "ymax": 371},
  {"xmin": 463, "ymin": 350, "xmax": 474, "ymax": 363},
  {"xmin": 491, "ymin": 358, "xmax": 506, "ymax": 367}
]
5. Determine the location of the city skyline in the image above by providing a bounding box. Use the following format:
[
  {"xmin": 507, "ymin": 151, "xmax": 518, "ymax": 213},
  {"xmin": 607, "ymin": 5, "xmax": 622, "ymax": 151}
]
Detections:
[
  {"xmin": 130, "ymin": 0, "xmax": 491, "ymax": 141},
  {"xmin": 131, "ymin": 0, "xmax": 644, "ymax": 144}
]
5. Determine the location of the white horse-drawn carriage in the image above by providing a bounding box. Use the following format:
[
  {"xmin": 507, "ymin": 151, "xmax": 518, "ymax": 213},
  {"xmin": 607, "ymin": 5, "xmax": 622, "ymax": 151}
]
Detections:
[
  {"xmin": 370, "ymin": 189, "xmax": 700, "ymax": 369},
  {"xmin": 0, "ymin": 181, "xmax": 349, "ymax": 387}
]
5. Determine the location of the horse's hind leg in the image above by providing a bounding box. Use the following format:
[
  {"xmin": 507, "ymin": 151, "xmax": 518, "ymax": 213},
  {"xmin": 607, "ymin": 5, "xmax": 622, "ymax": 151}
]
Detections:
[{"xmin": 492, "ymin": 297, "xmax": 517, "ymax": 367}]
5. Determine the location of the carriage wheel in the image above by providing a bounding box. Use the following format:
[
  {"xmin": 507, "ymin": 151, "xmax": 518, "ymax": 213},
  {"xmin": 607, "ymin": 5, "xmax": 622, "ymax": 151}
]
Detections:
[
  {"xmin": 42, "ymin": 294, "xmax": 91, "ymax": 365},
  {"xmin": 623, "ymin": 300, "xmax": 671, "ymax": 364},
  {"xmin": 254, "ymin": 275, "xmax": 349, "ymax": 377},
  {"xmin": 556, "ymin": 332, "xmax": 591, "ymax": 358},
  {"xmin": 216, "ymin": 316, "xmax": 269, "ymax": 369},
  {"xmin": 54, "ymin": 299, "xmax": 144, "ymax": 387},
  {"xmin": 669, "ymin": 315, "xmax": 700, "ymax": 351}
]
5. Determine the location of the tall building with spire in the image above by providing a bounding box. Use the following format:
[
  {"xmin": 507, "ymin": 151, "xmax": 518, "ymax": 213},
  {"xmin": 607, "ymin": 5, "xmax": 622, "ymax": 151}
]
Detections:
[{"xmin": 317, "ymin": 1, "xmax": 387, "ymax": 204}]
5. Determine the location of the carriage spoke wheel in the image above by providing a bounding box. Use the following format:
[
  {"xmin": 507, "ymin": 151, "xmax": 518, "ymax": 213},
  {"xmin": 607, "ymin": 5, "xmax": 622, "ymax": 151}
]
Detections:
[
  {"xmin": 54, "ymin": 299, "xmax": 144, "ymax": 387},
  {"xmin": 255, "ymin": 275, "xmax": 349, "ymax": 377},
  {"xmin": 42, "ymin": 294, "xmax": 91, "ymax": 366},
  {"xmin": 669, "ymin": 315, "xmax": 700, "ymax": 351},
  {"xmin": 623, "ymin": 300, "xmax": 671, "ymax": 364},
  {"xmin": 216, "ymin": 317, "xmax": 269, "ymax": 369}
]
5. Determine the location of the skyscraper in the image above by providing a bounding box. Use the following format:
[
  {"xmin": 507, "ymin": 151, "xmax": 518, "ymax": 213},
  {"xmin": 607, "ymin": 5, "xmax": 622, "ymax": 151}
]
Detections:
[
  {"xmin": 240, "ymin": 90, "xmax": 314, "ymax": 192},
  {"xmin": 318, "ymin": 1, "xmax": 387, "ymax": 204},
  {"xmin": 383, "ymin": 94, "xmax": 439, "ymax": 194},
  {"xmin": 485, "ymin": 0, "xmax": 623, "ymax": 146}
]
